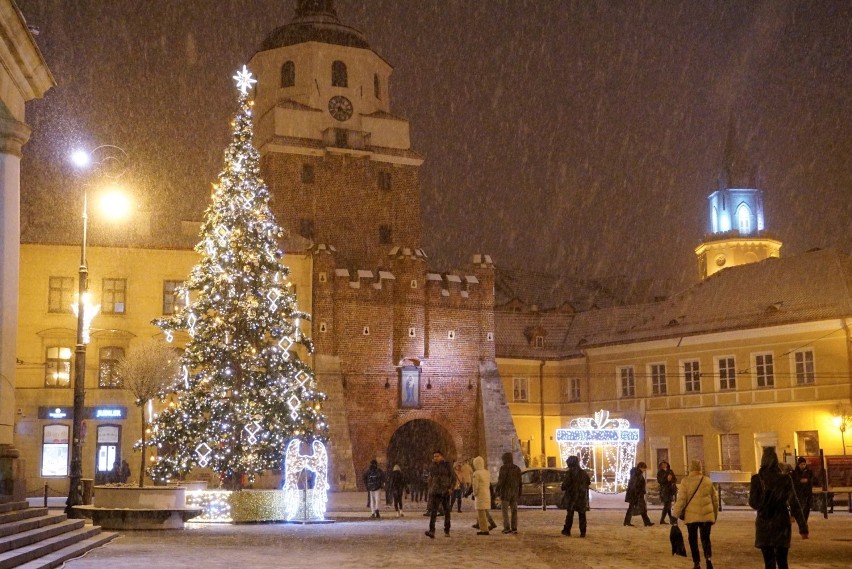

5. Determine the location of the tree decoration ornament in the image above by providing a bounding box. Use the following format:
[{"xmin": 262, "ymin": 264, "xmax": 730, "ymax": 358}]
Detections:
[
  {"xmin": 555, "ymin": 409, "xmax": 639, "ymax": 494},
  {"xmin": 147, "ymin": 65, "xmax": 328, "ymax": 490},
  {"xmin": 283, "ymin": 439, "xmax": 329, "ymax": 521}
]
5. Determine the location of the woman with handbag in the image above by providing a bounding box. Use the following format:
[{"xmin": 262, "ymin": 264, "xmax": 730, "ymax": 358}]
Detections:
[{"xmin": 674, "ymin": 460, "xmax": 719, "ymax": 569}]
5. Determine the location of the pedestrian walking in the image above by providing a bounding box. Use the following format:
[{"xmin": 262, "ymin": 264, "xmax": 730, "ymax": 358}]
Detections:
[
  {"xmin": 363, "ymin": 459, "xmax": 385, "ymax": 519},
  {"xmin": 424, "ymin": 450, "xmax": 455, "ymax": 538},
  {"xmin": 471, "ymin": 456, "xmax": 494, "ymax": 535},
  {"xmin": 657, "ymin": 460, "xmax": 678, "ymax": 524},
  {"xmin": 389, "ymin": 464, "xmax": 405, "ymax": 517},
  {"xmin": 749, "ymin": 447, "xmax": 808, "ymax": 569},
  {"xmin": 458, "ymin": 459, "xmax": 473, "ymax": 502},
  {"xmin": 791, "ymin": 457, "xmax": 814, "ymax": 523},
  {"xmin": 673, "ymin": 459, "xmax": 719, "ymax": 569},
  {"xmin": 495, "ymin": 451, "xmax": 521, "ymax": 534},
  {"xmin": 560, "ymin": 455, "xmax": 591, "ymax": 537},
  {"xmin": 450, "ymin": 462, "xmax": 464, "ymax": 513},
  {"xmin": 623, "ymin": 461, "xmax": 654, "ymax": 527},
  {"xmin": 120, "ymin": 459, "xmax": 131, "ymax": 484}
]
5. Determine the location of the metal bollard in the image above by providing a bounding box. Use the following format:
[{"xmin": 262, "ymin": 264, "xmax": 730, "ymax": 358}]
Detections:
[{"xmin": 44, "ymin": 482, "xmax": 48, "ymax": 508}]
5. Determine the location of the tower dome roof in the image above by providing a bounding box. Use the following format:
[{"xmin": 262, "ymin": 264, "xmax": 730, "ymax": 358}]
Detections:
[{"xmin": 260, "ymin": 0, "xmax": 370, "ymax": 51}]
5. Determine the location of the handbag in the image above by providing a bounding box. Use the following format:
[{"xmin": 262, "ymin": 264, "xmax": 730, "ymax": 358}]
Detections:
[
  {"xmin": 670, "ymin": 524, "xmax": 687, "ymax": 557},
  {"xmin": 678, "ymin": 477, "xmax": 704, "ymax": 521}
]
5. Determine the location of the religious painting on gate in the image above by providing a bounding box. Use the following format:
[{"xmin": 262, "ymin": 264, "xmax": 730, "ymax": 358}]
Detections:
[{"xmin": 399, "ymin": 366, "xmax": 421, "ymax": 409}]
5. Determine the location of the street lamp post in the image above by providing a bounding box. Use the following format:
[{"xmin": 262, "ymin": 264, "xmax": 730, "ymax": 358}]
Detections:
[
  {"xmin": 834, "ymin": 411, "xmax": 850, "ymax": 456},
  {"xmin": 65, "ymin": 145, "xmax": 127, "ymax": 517}
]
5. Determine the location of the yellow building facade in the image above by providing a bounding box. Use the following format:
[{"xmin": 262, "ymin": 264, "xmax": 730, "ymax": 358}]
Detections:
[
  {"xmin": 14, "ymin": 243, "xmax": 312, "ymax": 496},
  {"xmin": 498, "ymin": 249, "xmax": 852, "ymax": 475}
]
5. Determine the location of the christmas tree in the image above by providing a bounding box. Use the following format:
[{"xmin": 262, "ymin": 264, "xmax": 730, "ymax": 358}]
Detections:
[{"xmin": 148, "ymin": 66, "xmax": 327, "ymax": 490}]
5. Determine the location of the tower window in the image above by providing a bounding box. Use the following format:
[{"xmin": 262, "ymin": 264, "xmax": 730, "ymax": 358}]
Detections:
[
  {"xmin": 737, "ymin": 203, "xmax": 752, "ymax": 234},
  {"xmin": 379, "ymin": 224, "xmax": 392, "ymax": 244},
  {"xmin": 281, "ymin": 61, "xmax": 295, "ymax": 88},
  {"xmin": 301, "ymin": 164, "xmax": 315, "ymax": 183},
  {"xmin": 299, "ymin": 218, "xmax": 315, "ymax": 239},
  {"xmin": 377, "ymin": 171, "xmax": 391, "ymax": 192},
  {"xmin": 374, "ymin": 74, "xmax": 381, "ymax": 99},
  {"xmin": 332, "ymin": 60, "xmax": 347, "ymax": 87}
]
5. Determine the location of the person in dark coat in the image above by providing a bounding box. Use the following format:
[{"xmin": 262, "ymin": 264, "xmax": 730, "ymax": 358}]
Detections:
[
  {"xmin": 560, "ymin": 455, "xmax": 591, "ymax": 537},
  {"xmin": 424, "ymin": 450, "xmax": 455, "ymax": 538},
  {"xmin": 389, "ymin": 464, "xmax": 406, "ymax": 517},
  {"xmin": 362, "ymin": 459, "xmax": 385, "ymax": 519},
  {"xmin": 657, "ymin": 460, "xmax": 678, "ymax": 524},
  {"xmin": 748, "ymin": 447, "xmax": 809, "ymax": 569},
  {"xmin": 495, "ymin": 451, "xmax": 522, "ymax": 534},
  {"xmin": 623, "ymin": 462, "xmax": 654, "ymax": 527},
  {"xmin": 791, "ymin": 457, "xmax": 814, "ymax": 523}
]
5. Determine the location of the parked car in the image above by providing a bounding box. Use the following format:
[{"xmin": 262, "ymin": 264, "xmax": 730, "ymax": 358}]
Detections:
[{"xmin": 518, "ymin": 468, "xmax": 568, "ymax": 506}]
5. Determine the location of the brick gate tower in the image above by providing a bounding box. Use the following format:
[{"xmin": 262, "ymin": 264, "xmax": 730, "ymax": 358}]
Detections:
[{"xmin": 249, "ymin": 1, "xmax": 522, "ymax": 488}]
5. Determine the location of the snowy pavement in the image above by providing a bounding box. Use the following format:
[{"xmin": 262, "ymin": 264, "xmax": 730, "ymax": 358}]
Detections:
[{"xmin": 63, "ymin": 492, "xmax": 851, "ymax": 569}]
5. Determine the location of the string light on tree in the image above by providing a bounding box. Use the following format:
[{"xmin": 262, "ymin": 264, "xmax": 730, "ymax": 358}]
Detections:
[{"xmin": 145, "ymin": 65, "xmax": 328, "ymax": 490}]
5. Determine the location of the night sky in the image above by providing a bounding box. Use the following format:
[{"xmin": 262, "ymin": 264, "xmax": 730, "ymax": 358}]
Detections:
[{"xmin": 17, "ymin": 1, "xmax": 851, "ymax": 291}]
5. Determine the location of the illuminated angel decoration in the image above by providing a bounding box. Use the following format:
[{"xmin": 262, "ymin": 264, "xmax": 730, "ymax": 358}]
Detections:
[{"xmin": 283, "ymin": 439, "xmax": 329, "ymax": 521}]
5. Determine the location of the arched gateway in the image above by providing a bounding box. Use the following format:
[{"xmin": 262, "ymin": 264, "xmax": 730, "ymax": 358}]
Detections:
[{"xmin": 386, "ymin": 420, "xmax": 456, "ymax": 472}]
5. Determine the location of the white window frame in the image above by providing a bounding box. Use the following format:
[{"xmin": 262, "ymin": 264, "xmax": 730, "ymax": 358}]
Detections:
[
  {"xmin": 681, "ymin": 359, "xmax": 701, "ymax": 393},
  {"xmin": 618, "ymin": 366, "xmax": 635, "ymax": 398},
  {"xmin": 792, "ymin": 349, "xmax": 815, "ymax": 385},
  {"xmin": 42, "ymin": 424, "xmax": 70, "ymax": 477},
  {"xmin": 512, "ymin": 377, "xmax": 529, "ymax": 402},
  {"xmin": 716, "ymin": 355, "xmax": 737, "ymax": 391},
  {"xmin": 752, "ymin": 352, "xmax": 775, "ymax": 388},
  {"xmin": 648, "ymin": 362, "xmax": 667, "ymax": 396}
]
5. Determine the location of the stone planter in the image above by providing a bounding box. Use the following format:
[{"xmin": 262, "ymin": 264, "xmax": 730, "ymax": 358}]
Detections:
[{"xmin": 74, "ymin": 485, "xmax": 202, "ymax": 530}]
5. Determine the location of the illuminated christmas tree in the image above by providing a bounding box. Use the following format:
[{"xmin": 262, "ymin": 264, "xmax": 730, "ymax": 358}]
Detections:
[{"xmin": 148, "ymin": 66, "xmax": 327, "ymax": 490}]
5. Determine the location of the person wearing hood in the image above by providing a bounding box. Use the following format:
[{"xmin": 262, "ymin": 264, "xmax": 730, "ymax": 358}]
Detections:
[
  {"xmin": 560, "ymin": 455, "xmax": 591, "ymax": 537},
  {"xmin": 674, "ymin": 459, "xmax": 719, "ymax": 569},
  {"xmin": 389, "ymin": 464, "xmax": 406, "ymax": 517},
  {"xmin": 623, "ymin": 462, "xmax": 654, "ymax": 527},
  {"xmin": 748, "ymin": 447, "xmax": 808, "ymax": 569},
  {"xmin": 791, "ymin": 457, "xmax": 814, "ymax": 524},
  {"xmin": 471, "ymin": 456, "xmax": 495, "ymax": 535},
  {"xmin": 495, "ymin": 451, "xmax": 522, "ymax": 534},
  {"xmin": 657, "ymin": 460, "xmax": 678, "ymax": 524},
  {"xmin": 363, "ymin": 459, "xmax": 385, "ymax": 519}
]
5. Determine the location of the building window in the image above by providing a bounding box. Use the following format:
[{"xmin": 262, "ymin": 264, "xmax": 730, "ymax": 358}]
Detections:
[
  {"xmin": 163, "ymin": 280, "xmax": 186, "ymax": 315},
  {"xmin": 619, "ymin": 366, "xmax": 635, "ymax": 398},
  {"xmin": 656, "ymin": 448, "xmax": 670, "ymax": 467},
  {"xmin": 737, "ymin": 202, "xmax": 751, "ymax": 234},
  {"xmin": 534, "ymin": 335, "xmax": 544, "ymax": 348},
  {"xmin": 719, "ymin": 433, "xmax": 741, "ymax": 470},
  {"xmin": 98, "ymin": 346, "xmax": 125, "ymax": 388},
  {"xmin": 374, "ymin": 73, "xmax": 381, "ymax": 99},
  {"xmin": 793, "ymin": 350, "xmax": 815, "ymax": 385},
  {"xmin": 48, "ymin": 276, "xmax": 74, "ymax": 313},
  {"xmin": 45, "ymin": 346, "xmax": 72, "ymax": 387},
  {"xmin": 513, "ymin": 377, "xmax": 528, "ymax": 402},
  {"xmin": 683, "ymin": 360, "xmax": 701, "ymax": 393},
  {"xmin": 102, "ymin": 278, "xmax": 127, "ymax": 314},
  {"xmin": 41, "ymin": 424, "xmax": 69, "ymax": 477},
  {"xmin": 301, "ymin": 163, "xmax": 314, "ymax": 183},
  {"xmin": 379, "ymin": 224, "xmax": 392, "ymax": 244},
  {"xmin": 567, "ymin": 378, "xmax": 581, "ymax": 402},
  {"xmin": 717, "ymin": 356, "xmax": 736, "ymax": 390},
  {"xmin": 95, "ymin": 425, "xmax": 121, "ymax": 482},
  {"xmin": 685, "ymin": 434, "xmax": 704, "ymax": 468},
  {"xmin": 754, "ymin": 353, "xmax": 774, "ymax": 388},
  {"xmin": 331, "ymin": 60, "xmax": 347, "ymax": 87},
  {"xmin": 377, "ymin": 171, "xmax": 392, "ymax": 191},
  {"xmin": 300, "ymin": 218, "xmax": 315, "ymax": 239},
  {"xmin": 796, "ymin": 431, "xmax": 820, "ymax": 456},
  {"xmin": 281, "ymin": 60, "xmax": 295, "ymax": 87},
  {"xmin": 650, "ymin": 363, "xmax": 667, "ymax": 395}
]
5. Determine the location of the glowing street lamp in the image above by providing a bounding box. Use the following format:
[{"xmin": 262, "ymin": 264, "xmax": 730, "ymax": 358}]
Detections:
[
  {"xmin": 833, "ymin": 410, "xmax": 851, "ymax": 456},
  {"xmin": 65, "ymin": 145, "xmax": 129, "ymax": 517}
]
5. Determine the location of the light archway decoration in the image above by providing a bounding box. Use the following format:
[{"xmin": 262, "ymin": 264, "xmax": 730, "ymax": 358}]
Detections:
[
  {"xmin": 556, "ymin": 409, "xmax": 639, "ymax": 494},
  {"xmin": 283, "ymin": 438, "xmax": 329, "ymax": 521}
]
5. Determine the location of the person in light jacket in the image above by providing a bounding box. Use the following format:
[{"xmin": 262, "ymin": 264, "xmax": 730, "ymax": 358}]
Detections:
[
  {"xmin": 471, "ymin": 456, "xmax": 495, "ymax": 535},
  {"xmin": 674, "ymin": 460, "xmax": 719, "ymax": 569}
]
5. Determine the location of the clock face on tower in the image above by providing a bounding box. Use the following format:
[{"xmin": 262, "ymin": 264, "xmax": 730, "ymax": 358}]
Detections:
[{"xmin": 328, "ymin": 95, "xmax": 353, "ymax": 121}]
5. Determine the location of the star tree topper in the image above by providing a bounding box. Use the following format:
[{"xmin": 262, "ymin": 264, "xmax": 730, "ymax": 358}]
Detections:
[{"xmin": 233, "ymin": 65, "xmax": 257, "ymax": 95}]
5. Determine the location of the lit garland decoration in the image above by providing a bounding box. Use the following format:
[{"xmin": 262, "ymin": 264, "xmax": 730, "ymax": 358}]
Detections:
[
  {"xmin": 144, "ymin": 65, "xmax": 328, "ymax": 490},
  {"xmin": 186, "ymin": 489, "xmax": 233, "ymax": 523},
  {"xmin": 556, "ymin": 409, "xmax": 639, "ymax": 494},
  {"xmin": 283, "ymin": 439, "xmax": 329, "ymax": 521}
]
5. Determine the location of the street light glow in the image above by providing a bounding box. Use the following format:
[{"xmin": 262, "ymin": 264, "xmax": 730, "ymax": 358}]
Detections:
[
  {"xmin": 70, "ymin": 149, "xmax": 90, "ymax": 168},
  {"xmin": 99, "ymin": 188, "xmax": 132, "ymax": 220}
]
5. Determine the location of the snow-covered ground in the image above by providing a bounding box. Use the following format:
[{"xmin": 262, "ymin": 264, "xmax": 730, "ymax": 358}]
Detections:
[{"xmin": 64, "ymin": 492, "xmax": 851, "ymax": 568}]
